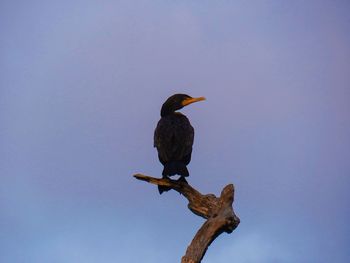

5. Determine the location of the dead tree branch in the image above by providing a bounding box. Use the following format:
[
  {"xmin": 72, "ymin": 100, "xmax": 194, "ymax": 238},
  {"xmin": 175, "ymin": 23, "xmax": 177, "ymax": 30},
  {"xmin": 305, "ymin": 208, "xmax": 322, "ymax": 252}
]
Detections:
[{"xmin": 134, "ymin": 174, "xmax": 240, "ymax": 263}]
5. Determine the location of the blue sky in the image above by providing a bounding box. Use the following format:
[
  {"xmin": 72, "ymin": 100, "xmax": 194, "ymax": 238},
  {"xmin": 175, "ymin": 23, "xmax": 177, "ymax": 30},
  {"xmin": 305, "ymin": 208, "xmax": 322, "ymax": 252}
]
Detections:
[{"xmin": 1, "ymin": 1, "xmax": 350, "ymax": 262}]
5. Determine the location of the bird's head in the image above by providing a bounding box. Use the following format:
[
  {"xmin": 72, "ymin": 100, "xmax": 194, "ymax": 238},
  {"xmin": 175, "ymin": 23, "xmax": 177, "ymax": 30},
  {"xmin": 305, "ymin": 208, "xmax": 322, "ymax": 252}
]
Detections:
[{"xmin": 161, "ymin": 94, "xmax": 206, "ymax": 117}]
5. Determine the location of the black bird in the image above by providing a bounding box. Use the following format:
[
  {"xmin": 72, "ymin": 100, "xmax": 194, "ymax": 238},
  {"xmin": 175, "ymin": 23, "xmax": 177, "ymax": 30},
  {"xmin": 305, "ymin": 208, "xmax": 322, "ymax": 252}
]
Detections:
[{"xmin": 154, "ymin": 94, "xmax": 205, "ymax": 194}]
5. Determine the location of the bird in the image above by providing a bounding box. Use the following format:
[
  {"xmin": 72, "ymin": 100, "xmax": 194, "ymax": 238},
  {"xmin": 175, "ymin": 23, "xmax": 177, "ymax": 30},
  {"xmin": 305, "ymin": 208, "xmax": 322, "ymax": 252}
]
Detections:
[{"xmin": 154, "ymin": 94, "xmax": 205, "ymax": 194}]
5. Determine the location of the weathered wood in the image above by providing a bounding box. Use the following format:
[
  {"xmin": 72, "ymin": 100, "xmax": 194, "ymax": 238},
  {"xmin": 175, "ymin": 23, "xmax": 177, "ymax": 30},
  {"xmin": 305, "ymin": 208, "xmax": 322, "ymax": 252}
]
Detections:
[{"xmin": 134, "ymin": 174, "xmax": 240, "ymax": 263}]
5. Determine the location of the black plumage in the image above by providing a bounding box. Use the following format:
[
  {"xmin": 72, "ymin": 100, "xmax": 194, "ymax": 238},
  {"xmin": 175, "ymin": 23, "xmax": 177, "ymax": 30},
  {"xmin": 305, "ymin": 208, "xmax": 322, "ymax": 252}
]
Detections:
[{"xmin": 154, "ymin": 94, "xmax": 205, "ymax": 193}]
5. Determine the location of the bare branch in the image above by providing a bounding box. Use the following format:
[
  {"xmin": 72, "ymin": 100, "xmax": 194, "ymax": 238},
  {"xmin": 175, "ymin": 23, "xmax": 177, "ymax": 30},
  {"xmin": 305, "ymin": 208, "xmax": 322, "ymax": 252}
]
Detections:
[{"xmin": 134, "ymin": 174, "xmax": 240, "ymax": 263}]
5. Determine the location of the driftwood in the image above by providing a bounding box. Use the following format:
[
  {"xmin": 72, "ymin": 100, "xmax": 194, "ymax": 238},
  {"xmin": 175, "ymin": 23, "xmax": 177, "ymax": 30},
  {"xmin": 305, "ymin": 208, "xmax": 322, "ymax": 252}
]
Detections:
[{"xmin": 134, "ymin": 174, "xmax": 240, "ymax": 263}]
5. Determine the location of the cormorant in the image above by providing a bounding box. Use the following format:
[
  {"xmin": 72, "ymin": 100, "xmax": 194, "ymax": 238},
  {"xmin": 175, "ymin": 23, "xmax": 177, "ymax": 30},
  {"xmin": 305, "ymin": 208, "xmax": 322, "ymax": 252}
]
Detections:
[{"xmin": 154, "ymin": 94, "xmax": 205, "ymax": 194}]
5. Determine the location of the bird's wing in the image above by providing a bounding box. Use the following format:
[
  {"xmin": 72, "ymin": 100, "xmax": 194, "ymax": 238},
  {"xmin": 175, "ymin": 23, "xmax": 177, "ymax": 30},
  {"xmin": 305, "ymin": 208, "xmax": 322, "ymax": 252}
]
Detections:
[
  {"xmin": 154, "ymin": 117, "xmax": 174, "ymax": 162},
  {"xmin": 154, "ymin": 114, "xmax": 194, "ymax": 163}
]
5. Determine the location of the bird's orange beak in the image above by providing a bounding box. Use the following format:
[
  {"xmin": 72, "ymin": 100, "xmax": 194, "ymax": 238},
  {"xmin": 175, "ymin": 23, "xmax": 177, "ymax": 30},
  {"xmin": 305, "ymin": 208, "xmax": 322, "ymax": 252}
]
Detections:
[{"xmin": 182, "ymin": 96, "xmax": 206, "ymax": 106}]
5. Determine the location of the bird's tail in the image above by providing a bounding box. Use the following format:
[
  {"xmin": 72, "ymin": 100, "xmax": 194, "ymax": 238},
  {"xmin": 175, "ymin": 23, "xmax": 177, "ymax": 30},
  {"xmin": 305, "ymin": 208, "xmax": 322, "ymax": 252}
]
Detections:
[
  {"xmin": 162, "ymin": 161, "xmax": 189, "ymax": 177},
  {"xmin": 158, "ymin": 184, "xmax": 171, "ymax": 195}
]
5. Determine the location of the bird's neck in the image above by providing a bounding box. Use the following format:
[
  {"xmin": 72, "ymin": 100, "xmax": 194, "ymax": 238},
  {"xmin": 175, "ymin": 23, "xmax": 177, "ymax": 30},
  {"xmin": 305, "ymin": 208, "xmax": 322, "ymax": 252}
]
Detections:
[
  {"xmin": 160, "ymin": 108, "xmax": 171, "ymax": 117},
  {"xmin": 161, "ymin": 111, "xmax": 175, "ymax": 117},
  {"xmin": 161, "ymin": 106, "xmax": 177, "ymax": 117},
  {"xmin": 161, "ymin": 111, "xmax": 184, "ymax": 118}
]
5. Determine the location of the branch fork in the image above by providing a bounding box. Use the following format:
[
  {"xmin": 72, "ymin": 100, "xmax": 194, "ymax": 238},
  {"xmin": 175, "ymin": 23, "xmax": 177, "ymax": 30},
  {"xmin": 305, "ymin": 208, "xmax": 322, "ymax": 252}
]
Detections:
[{"xmin": 134, "ymin": 174, "xmax": 240, "ymax": 263}]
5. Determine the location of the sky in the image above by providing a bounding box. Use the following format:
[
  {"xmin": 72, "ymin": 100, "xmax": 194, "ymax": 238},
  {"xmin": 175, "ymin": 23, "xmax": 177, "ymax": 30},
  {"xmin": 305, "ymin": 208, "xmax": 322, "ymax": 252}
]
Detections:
[{"xmin": 1, "ymin": 0, "xmax": 350, "ymax": 262}]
